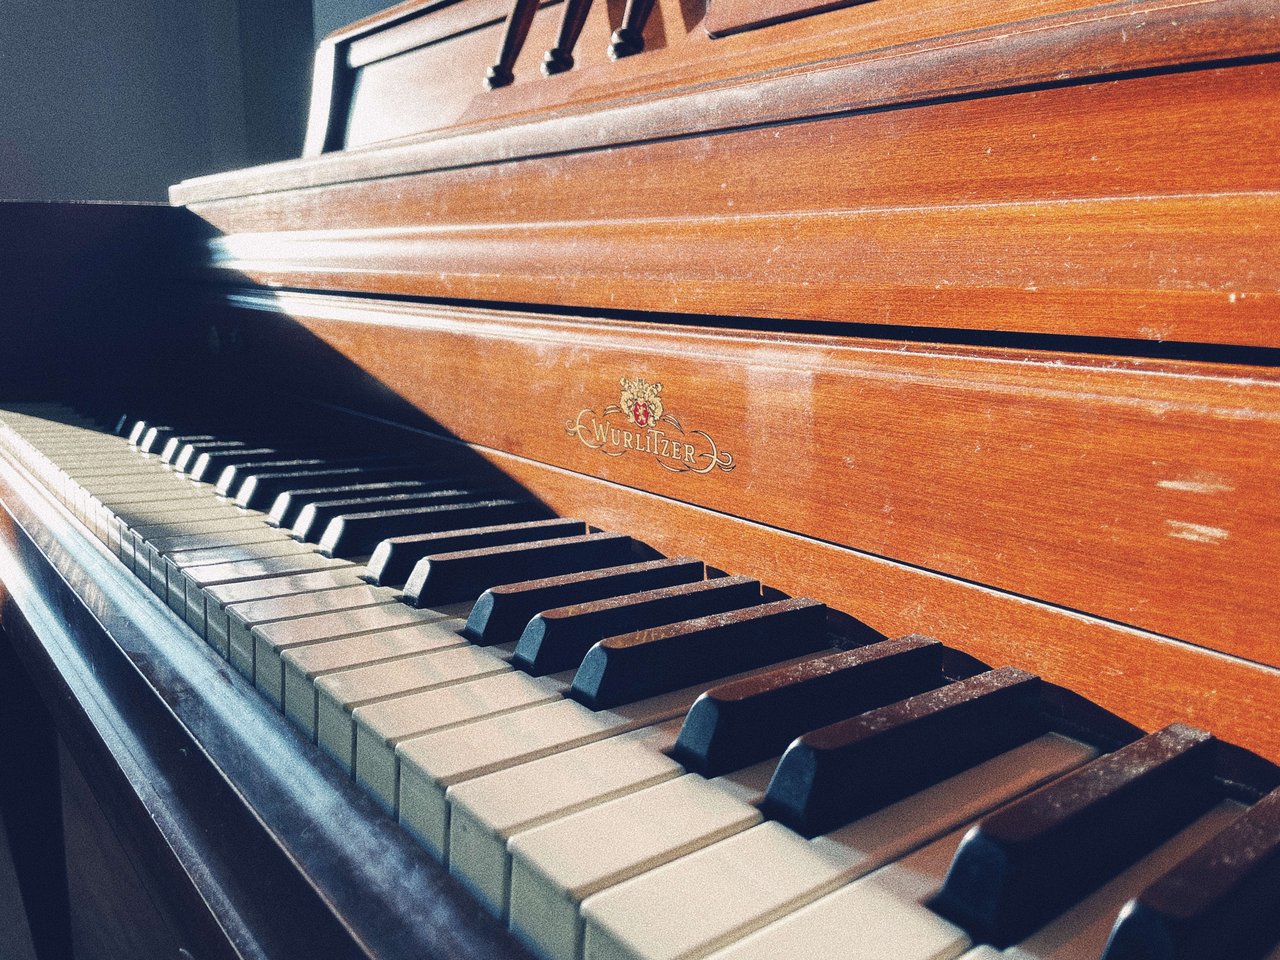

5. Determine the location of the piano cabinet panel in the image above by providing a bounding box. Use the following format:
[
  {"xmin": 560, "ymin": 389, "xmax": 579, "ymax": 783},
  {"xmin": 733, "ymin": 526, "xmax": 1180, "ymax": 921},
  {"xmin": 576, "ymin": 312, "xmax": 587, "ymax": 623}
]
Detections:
[
  {"xmin": 209, "ymin": 291, "xmax": 1280, "ymax": 671},
  {"xmin": 186, "ymin": 57, "xmax": 1280, "ymax": 348}
]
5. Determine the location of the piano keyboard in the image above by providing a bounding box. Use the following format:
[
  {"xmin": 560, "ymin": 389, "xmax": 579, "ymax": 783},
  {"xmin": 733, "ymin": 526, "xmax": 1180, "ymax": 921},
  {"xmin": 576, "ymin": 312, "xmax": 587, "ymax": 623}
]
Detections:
[{"xmin": 0, "ymin": 402, "xmax": 1276, "ymax": 960}]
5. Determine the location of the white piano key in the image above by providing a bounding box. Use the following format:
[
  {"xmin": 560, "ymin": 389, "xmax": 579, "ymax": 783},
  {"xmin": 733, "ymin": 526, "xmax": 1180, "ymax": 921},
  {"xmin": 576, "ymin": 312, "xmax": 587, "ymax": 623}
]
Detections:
[
  {"xmin": 222, "ymin": 583, "xmax": 401, "ymax": 675},
  {"xmin": 352, "ymin": 670, "xmax": 568, "ymax": 814},
  {"xmin": 448, "ymin": 720, "xmax": 686, "ymax": 917},
  {"xmin": 281, "ymin": 616, "xmax": 471, "ymax": 732},
  {"xmin": 176, "ymin": 551, "xmax": 350, "ymax": 623},
  {"xmin": 396, "ymin": 682, "xmax": 712, "ymax": 863},
  {"xmin": 314, "ymin": 644, "xmax": 513, "ymax": 770},
  {"xmin": 1002, "ymin": 801, "xmax": 1244, "ymax": 960},
  {"xmin": 141, "ymin": 527, "xmax": 296, "ymax": 592},
  {"xmin": 165, "ymin": 538, "xmax": 320, "ymax": 610},
  {"xmin": 581, "ymin": 733, "xmax": 1096, "ymax": 960},
  {"xmin": 699, "ymin": 822, "xmax": 979, "ymax": 960},
  {"xmin": 202, "ymin": 567, "xmax": 368, "ymax": 655},
  {"xmin": 508, "ymin": 772, "xmax": 770, "ymax": 960}
]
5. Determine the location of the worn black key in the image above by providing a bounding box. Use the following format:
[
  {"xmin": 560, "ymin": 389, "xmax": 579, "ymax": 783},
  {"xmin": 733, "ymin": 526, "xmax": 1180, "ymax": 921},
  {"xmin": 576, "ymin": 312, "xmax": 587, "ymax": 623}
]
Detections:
[
  {"xmin": 404, "ymin": 531, "xmax": 635, "ymax": 607},
  {"xmin": 292, "ymin": 487, "xmax": 487, "ymax": 542},
  {"xmin": 191, "ymin": 447, "xmax": 283, "ymax": 483},
  {"xmin": 669, "ymin": 635, "xmax": 945, "ymax": 777},
  {"xmin": 571, "ymin": 598, "xmax": 830, "ymax": 711},
  {"xmin": 464, "ymin": 557, "xmax": 705, "ymax": 646},
  {"xmin": 366, "ymin": 518, "xmax": 587, "ymax": 587},
  {"xmin": 318, "ymin": 499, "xmax": 547, "ymax": 559},
  {"xmin": 160, "ymin": 434, "xmax": 216, "ymax": 463},
  {"xmin": 932, "ymin": 724, "xmax": 1218, "ymax": 948},
  {"xmin": 269, "ymin": 480, "xmax": 449, "ymax": 528},
  {"xmin": 763, "ymin": 667, "xmax": 1045, "ymax": 838},
  {"xmin": 1102, "ymin": 785, "xmax": 1280, "ymax": 960},
  {"xmin": 511, "ymin": 575, "xmax": 763, "ymax": 677},
  {"xmin": 231, "ymin": 462, "xmax": 424, "ymax": 508},
  {"xmin": 174, "ymin": 439, "xmax": 247, "ymax": 472}
]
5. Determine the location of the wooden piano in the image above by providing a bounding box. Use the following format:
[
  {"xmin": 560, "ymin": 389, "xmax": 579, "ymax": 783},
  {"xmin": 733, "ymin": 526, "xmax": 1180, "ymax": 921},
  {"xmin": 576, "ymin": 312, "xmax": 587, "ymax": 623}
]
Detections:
[{"xmin": 1, "ymin": 0, "xmax": 1277, "ymax": 958}]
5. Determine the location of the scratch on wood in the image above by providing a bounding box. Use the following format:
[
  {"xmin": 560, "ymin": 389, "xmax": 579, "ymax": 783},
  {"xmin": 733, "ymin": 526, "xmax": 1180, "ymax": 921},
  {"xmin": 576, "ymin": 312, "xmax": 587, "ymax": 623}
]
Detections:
[{"xmin": 1166, "ymin": 520, "xmax": 1230, "ymax": 543}]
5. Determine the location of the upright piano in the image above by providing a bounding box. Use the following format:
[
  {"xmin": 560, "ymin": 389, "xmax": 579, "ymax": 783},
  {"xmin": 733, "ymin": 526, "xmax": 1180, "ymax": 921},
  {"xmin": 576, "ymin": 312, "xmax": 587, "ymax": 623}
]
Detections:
[{"xmin": 1, "ymin": 0, "xmax": 1278, "ymax": 958}]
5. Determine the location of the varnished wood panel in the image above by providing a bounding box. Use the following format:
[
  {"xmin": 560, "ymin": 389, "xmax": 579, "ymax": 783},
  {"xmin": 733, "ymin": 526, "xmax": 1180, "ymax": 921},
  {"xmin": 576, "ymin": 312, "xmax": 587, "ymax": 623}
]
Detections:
[
  {"xmin": 324, "ymin": 418, "xmax": 1280, "ymax": 765},
  {"xmin": 180, "ymin": 0, "xmax": 1280, "ymax": 201},
  {"xmin": 209, "ymin": 291, "xmax": 1280, "ymax": 668},
  {"xmin": 185, "ymin": 59, "xmax": 1280, "ymax": 346}
]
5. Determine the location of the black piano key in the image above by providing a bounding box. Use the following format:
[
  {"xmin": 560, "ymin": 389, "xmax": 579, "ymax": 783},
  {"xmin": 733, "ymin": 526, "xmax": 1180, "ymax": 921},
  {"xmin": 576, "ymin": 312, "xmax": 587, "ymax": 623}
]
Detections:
[
  {"xmin": 229, "ymin": 461, "xmax": 424, "ymax": 507},
  {"xmin": 669, "ymin": 635, "xmax": 946, "ymax": 778},
  {"xmin": 160, "ymin": 434, "xmax": 216, "ymax": 463},
  {"xmin": 191, "ymin": 447, "xmax": 284, "ymax": 483},
  {"xmin": 269, "ymin": 480, "xmax": 449, "ymax": 528},
  {"xmin": 463, "ymin": 557, "xmax": 705, "ymax": 646},
  {"xmin": 403, "ymin": 532, "xmax": 635, "ymax": 607},
  {"xmin": 174, "ymin": 439, "xmax": 247, "ymax": 472},
  {"xmin": 366, "ymin": 518, "xmax": 588, "ymax": 587},
  {"xmin": 511, "ymin": 575, "xmax": 763, "ymax": 677},
  {"xmin": 1101, "ymin": 785, "xmax": 1280, "ymax": 960},
  {"xmin": 292, "ymin": 487, "xmax": 487, "ymax": 542},
  {"xmin": 931, "ymin": 723, "xmax": 1219, "ymax": 948},
  {"xmin": 570, "ymin": 597, "xmax": 830, "ymax": 711},
  {"xmin": 762, "ymin": 667, "xmax": 1045, "ymax": 838},
  {"xmin": 317, "ymin": 499, "xmax": 549, "ymax": 559}
]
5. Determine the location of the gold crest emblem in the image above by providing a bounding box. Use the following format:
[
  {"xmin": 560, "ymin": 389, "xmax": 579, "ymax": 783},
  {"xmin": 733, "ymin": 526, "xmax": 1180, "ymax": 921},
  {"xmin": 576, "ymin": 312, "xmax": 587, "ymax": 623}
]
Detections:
[{"xmin": 618, "ymin": 376, "xmax": 664, "ymax": 428}]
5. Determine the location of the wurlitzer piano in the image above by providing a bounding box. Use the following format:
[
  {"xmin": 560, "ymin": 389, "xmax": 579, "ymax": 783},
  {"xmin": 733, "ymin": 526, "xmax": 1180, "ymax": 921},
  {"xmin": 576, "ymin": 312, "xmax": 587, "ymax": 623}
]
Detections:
[{"xmin": 0, "ymin": 1, "xmax": 1278, "ymax": 959}]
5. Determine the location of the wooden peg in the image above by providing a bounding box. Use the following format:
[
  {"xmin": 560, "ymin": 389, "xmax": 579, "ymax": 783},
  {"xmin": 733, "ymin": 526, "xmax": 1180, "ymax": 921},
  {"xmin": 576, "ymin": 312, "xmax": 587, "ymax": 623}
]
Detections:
[
  {"xmin": 608, "ymin": 0, "xmax": 656, "ymax": 59},
  {"xmin": 485, "ymin": 0, "xmax": 540, "ymax": 90},
  {"xmin": 542, "ymin": 0, "xmax": 593, "ymax": 75}
]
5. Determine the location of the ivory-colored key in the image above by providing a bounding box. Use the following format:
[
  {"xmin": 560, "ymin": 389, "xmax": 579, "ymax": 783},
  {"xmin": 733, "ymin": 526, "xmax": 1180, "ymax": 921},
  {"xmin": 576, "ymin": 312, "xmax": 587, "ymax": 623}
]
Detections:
[
  {"xmin": 448, "ymin": 720, "xmax": 686, "ymax": 918},
  {"xmin": 164, "ymin": 538, "xmax": 319, "ymax": 610},
  {"xmin": 509, "ymin": 772, "xmax": 771, "ymax": 960},
  {"xmin": 281, "ymin": 615, "xmax": 471, "ymax": 732},
  {"xmin": 176, "ymin": 551, "xmax": 349, "ymax": 624},
  {"xmin": 258, "ymin": 604, "xmax": 468, "ymax": 704},
  {"xmin": 352, "ymin": 670, "xmax": 568, "ymax": 814},
  {"xmin": 201, "ymin": 566, "xmax": 367, "ymax": 655},
  {"xmin": 580, "ymin": 734, "xmax": 1096, "ymax": 960},
  {"xmin": 396, "ymin": 682, "xmax": 710, "ymax": 862},
  {"xmin": 222, "ymin": 583, "xmax": 401, "ymax": 676},
  {"xmin": 314, "ymin": 643, "xmax": 512, "ymax": 770},
  {"xmin": 141, "ymin": 527, "xmax": 297, "ymax": 595},
  {"xmin": 702, "ymin": 797, "xmax": 1241, "ymax": 960}
]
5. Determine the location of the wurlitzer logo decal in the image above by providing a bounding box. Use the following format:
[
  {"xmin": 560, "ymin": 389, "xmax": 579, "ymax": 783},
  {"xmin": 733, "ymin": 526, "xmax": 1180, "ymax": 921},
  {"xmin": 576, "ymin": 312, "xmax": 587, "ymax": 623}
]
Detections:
[{"xmin": 566, "ymin": 377, "xmax": 735, "ymax": 475}]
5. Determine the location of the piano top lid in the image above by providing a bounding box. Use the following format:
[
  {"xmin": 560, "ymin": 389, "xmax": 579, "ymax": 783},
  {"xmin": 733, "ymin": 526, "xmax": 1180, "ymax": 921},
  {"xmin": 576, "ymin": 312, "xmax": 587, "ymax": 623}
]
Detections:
[{"xmin": 169, "ymin": 0, "xmax": 1280, "ymax": 205}]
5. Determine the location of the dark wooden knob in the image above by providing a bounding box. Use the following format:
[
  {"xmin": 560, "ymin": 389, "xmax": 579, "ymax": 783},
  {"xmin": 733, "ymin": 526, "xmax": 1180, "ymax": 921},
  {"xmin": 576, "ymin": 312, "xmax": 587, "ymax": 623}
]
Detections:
[
  {"xmin": 542, "ymin": 0, "xmax": 593, "ymax": 75},
  {"xmin": 608, "ymin": 0, "xmax": 656, "ymax": 59},
  {"xmin": 485, "ymin": 0, "xmax": 540, "ymax": 90}
]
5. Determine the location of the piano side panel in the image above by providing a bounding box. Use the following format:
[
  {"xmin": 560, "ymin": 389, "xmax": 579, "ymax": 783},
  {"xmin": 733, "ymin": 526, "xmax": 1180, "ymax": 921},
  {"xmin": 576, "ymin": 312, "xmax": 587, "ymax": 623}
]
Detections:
[
  {"xmin": 200, "ymin": 291, "xmax": 1280, "ymax": 670},
  {"xmin": 182, "ymin": 57, "xmax": 1280, "ymax": 347}
]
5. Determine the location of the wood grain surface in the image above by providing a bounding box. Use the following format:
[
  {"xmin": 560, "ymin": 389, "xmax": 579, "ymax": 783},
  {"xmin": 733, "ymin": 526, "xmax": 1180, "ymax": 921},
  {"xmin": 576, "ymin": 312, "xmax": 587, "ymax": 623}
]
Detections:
[
  {"xmin": 203, "ymin": 291, "xmax": 1280, "ymax": 673},
  {"xmin": 182, "ymin": 51, "xmax": 1280, "ymax": 345}
]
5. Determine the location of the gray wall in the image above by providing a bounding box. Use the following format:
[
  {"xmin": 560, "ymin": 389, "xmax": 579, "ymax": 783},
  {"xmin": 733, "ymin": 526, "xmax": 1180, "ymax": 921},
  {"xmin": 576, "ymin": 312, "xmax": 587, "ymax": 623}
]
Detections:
[{"xmin": 0, "ymin": 0, "xmax": 313, "ymax": 202}]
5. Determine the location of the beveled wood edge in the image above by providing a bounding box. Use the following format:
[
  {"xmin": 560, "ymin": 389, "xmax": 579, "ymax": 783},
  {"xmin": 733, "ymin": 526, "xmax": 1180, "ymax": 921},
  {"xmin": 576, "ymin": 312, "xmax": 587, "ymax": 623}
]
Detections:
[
  {"xmin": 0, "ymin": 452, "xmax": 534, "ymax": 960},
  {"xmin": 175, "ymin": 0, "xmax": 1279, "ymax": 203},
  {"xmin": 432, "ymin": 432, "xmax": 1280, "ymax": 765},
  {"xmin": 195, "ymin": 191, "xmax": 1280, "ymax": 347}
]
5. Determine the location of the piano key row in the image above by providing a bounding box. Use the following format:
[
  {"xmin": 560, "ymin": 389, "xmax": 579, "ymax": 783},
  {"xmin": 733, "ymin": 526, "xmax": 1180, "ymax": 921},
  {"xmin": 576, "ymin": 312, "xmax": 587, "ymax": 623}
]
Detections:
[{"xmin": 0, "ymin": 402, "xmax": 1275, "ymax": 960}]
